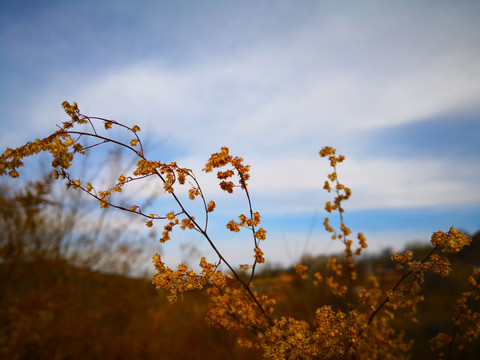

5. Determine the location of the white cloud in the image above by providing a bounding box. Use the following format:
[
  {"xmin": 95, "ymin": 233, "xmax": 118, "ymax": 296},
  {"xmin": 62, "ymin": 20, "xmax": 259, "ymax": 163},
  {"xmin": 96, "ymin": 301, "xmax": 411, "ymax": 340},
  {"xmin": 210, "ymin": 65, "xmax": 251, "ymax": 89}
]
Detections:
[
  {"xmin": 172, "ymin": 154, "xmax": 480, "ymax": 215},
  {"xmin": 3, "ymin": 1, "xmax": 479, "ymax": 268},
  {"xmin": 57, "ymin": 5, "xmax": 479, "ymax": 158}
]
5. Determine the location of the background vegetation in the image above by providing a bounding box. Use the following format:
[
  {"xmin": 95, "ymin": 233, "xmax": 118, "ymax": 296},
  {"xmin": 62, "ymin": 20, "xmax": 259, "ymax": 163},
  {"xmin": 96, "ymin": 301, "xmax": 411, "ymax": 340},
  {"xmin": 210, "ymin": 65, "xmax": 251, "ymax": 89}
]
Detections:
[{"xmin": 0, "ymin": 176, "xmax": 478, "ymax": 359}]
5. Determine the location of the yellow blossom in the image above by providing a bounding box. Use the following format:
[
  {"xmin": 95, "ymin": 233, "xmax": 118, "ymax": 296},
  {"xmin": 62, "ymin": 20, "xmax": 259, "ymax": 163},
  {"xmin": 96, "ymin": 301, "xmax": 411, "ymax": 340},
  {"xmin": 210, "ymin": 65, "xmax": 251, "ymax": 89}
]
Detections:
[
  {"xmin": 254, "ymin": 247, "xmax": 265, "ymax": 263},
  {"xmin": 226, "ymin": 220, "xmax": 240, "ymax": 232},
  {"xmin": 254, "ymin": 228, "xmax": 267, "ymax": 240},
  {"xmin": 207, "ymin": 200, "xmax": 216, "ymax": 212}
]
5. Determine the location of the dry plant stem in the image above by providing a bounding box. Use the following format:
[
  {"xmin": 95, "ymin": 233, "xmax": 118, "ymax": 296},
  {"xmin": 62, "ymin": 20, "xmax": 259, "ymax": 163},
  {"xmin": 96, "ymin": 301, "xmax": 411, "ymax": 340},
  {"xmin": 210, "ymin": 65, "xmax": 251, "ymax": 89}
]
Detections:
[
  {"xmin": 446, "ymin": 323, "xmax": 458, "ymax": 359},
  {"xmin": 65, "ymin": 119, "xmax": 274, "ymax": 327},
  {"xmin": 148, "ymin": 162, "xmax": 274, "ymax": 326},
  {"xmin": 162, "ymin": 195, "xmax": 274, "ymax": 327},
  {"xmin": 81, "ymin": 115, "xmax": 144, "ymax": 154},
  {"xmin": 332, "ymin": 163, "xmax": 355, "ymax": 301},
  {"xmin": 63, "ymin": 173, "xmax": 167, "ymax": 220},
  {"xmin": 191, "ymin": 176, "xmax": 210, "ymax": 231},
  {"xmin": 445, "ymin": 273, "xmax": 480, "ymax": 359},
  {"xmin": 216, "ymin": 285, "xmax": 265, "ymax": 334},
  {"xmin": 342, "ymin": 245, "xmax": 440, "ymax": 358},
  {"xmin": 238, "ymin": 171, "xmax": 261, "ymax": 285},
  {"xmin": 68, "ymin": 129, "xmax": 142, "ymax": 156},
  {"xmin": 367, "ymin": 244, "xmax": 438, "ymax": 325}
]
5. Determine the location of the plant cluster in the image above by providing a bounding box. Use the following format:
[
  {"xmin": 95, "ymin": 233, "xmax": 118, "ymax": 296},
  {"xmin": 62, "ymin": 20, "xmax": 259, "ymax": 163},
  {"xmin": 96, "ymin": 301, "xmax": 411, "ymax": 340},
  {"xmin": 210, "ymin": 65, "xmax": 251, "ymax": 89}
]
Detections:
[{"xmin": 1, "ymin": 102, "xmax": 478, "ymax": 359}]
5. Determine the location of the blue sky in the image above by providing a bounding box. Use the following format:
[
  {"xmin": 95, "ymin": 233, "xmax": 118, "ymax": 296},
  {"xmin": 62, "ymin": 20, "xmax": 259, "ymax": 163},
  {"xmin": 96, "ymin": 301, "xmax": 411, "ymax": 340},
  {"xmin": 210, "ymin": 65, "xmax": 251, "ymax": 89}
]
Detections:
[{"xmin": 1, "ymin": 0, "xmax": 479, "ymax": 268}]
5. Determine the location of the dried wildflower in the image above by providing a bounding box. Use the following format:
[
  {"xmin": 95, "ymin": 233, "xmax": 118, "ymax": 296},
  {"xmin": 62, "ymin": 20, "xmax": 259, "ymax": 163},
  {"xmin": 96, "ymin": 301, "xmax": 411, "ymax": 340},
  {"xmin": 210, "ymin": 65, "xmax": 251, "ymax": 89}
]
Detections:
[
  {"xmin": 254, "ymin": 247, "xmax": 265, "ymax": 263},
  {"xmin": 2, "ymin": 103, "xmax": 478, "ymax": 360},
  {"xmin": 254, "ymin": 227, "xmax": 267, "ymax": 240},
  {"xmin": 188, "ymin": 187, "xmax": 200, "ymax": 200},
  {"xmin": 207, "ymin": 200, "xmax": 216, "ymax": 212},
  {"xmin": 226, "ymin": 220, "xmax": 240, "ymax": 232},
  {"xmin": 431, "ymin": 227, "xmax": 471, "ymax": 253}
]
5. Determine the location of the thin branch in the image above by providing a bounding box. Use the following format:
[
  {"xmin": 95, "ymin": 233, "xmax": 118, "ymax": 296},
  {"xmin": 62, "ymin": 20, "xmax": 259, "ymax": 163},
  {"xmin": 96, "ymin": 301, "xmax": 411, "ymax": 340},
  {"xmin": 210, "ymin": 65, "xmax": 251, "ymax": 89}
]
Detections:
[{"xmin": 367, "ymin": 245, "xmax": 438, "ymax": 325}]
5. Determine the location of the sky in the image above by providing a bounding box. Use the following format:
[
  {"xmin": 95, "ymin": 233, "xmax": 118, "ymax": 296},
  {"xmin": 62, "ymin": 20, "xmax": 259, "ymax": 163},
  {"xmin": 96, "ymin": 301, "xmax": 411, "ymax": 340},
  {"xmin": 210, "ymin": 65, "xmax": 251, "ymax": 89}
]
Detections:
[{"xmin": 1, "ymin": 0, "xmax": 479, "ymax": 269}]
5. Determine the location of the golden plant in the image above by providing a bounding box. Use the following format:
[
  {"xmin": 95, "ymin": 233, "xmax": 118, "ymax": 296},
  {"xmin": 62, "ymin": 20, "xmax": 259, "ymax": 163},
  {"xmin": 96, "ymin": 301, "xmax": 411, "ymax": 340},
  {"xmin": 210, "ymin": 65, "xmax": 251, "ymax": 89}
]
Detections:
[{"xmin": 0, "ymin": 101, "xmax": 478, "ymax": 359}]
